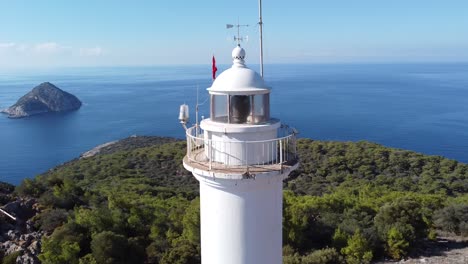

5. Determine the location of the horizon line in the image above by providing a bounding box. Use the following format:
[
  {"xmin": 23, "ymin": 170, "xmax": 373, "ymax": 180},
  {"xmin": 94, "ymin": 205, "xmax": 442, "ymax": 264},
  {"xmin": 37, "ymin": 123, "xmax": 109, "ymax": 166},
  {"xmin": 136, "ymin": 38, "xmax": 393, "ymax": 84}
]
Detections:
[{"xmin": 2, "ymin": 61, "xmax": 468, "ymax": 71}]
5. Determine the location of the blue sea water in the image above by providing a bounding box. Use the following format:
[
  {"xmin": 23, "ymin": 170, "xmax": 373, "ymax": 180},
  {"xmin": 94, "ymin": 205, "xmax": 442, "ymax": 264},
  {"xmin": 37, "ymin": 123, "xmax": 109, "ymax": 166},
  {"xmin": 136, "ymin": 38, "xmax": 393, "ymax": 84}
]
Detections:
[{"xmin": 1, "ymin": 63, "xmax": 468, "ymax": 185}]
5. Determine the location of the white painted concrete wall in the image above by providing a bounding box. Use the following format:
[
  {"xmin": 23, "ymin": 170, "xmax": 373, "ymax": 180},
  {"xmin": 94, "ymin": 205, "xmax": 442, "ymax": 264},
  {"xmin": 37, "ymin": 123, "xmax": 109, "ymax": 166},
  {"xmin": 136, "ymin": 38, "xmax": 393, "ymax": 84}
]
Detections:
[
  {"xmin": 195, "ymin": 174, "xmax": 284, "ymax": 264},
  {"xmin": 204, "ymin": 128, "xmax": 278, "ymax": 166}
]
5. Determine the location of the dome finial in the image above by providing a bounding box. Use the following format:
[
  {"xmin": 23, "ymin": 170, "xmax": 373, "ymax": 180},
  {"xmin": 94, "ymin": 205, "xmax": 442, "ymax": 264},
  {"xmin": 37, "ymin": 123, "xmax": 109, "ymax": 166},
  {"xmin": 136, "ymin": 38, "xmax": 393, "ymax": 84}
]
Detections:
[{"xmin": 232, "ymin": 45, "xmax": 246, "ymax": 67}]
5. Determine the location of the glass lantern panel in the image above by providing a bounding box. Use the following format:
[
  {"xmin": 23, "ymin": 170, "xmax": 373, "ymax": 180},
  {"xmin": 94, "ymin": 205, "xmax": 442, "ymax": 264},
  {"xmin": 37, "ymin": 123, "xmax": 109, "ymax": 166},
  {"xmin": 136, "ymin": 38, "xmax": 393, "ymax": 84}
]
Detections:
[
  {"xmin": 211, "ymin": 95, "xmax": 228, "ymax": 122},
  {"xmin": 253, "ymin": 94, "xmax": 270, "ymax": 123},
  {"xmin": 230, "ymin": 95, "xmax": 251, "ymax": 124}
]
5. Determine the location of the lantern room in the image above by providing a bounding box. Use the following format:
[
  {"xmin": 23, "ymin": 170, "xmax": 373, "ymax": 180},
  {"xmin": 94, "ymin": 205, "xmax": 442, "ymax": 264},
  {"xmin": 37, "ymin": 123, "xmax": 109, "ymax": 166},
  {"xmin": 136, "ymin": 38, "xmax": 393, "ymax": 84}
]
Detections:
[{"xmin": 208, "ymin": 45, "xmax": 271, "ymax": 124}]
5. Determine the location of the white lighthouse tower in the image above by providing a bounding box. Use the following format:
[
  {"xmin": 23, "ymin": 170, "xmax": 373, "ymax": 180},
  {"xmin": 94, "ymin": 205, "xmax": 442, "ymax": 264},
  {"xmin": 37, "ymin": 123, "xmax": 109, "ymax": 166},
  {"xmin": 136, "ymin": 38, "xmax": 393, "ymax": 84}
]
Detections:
[{"xmin": 182, "ymin": 45, "xmax": 299, "ymax": 264}]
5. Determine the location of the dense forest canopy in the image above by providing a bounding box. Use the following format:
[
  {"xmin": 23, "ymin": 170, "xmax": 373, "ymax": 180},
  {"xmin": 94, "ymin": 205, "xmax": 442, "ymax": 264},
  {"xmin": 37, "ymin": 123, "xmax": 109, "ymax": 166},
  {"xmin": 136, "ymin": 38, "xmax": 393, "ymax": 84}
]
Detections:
[{"xmin": 2, "ymin": 137, "xmax": 467, "ymax": 263}]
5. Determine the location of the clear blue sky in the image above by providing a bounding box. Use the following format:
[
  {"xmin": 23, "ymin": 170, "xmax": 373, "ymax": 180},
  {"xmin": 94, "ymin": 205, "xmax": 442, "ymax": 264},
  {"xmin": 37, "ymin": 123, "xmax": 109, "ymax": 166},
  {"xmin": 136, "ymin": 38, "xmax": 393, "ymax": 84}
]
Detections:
[{"xmin": 1, "ymin": 0, "xmax": 467, "ymax": 68}]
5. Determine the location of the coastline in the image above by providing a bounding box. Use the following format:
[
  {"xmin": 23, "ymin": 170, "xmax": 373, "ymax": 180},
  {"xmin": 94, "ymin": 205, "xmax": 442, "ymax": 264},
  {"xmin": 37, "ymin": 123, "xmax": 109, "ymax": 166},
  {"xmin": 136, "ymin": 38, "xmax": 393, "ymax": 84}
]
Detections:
[{"xmin": 80, "ymin": 140, "xmax": 118, "ymax": 158}]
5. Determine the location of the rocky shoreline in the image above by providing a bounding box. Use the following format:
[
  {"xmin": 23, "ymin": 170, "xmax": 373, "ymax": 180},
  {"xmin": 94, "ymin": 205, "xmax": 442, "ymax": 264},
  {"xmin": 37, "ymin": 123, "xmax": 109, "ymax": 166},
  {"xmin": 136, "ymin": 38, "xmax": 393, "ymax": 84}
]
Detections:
[{"xmin": 1, "ymin": 195, "xmax": 43, "ymax": 263}]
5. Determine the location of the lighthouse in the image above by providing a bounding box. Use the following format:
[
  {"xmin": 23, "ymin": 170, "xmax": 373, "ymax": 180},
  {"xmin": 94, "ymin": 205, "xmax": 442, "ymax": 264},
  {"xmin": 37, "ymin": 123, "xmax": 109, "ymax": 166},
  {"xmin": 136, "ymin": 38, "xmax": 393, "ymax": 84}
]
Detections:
[{"xmin": 182, "ymin": 45, "xmax": 299, "ymax": 264}]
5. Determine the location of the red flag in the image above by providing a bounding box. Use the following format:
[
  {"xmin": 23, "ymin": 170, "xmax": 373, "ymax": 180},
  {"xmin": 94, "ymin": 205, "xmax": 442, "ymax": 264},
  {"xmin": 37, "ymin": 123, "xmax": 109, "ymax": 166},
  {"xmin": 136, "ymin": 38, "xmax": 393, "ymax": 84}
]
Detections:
[{"xmin": 212, "ymin": 55, "xmax": 218, "ymax": 80}]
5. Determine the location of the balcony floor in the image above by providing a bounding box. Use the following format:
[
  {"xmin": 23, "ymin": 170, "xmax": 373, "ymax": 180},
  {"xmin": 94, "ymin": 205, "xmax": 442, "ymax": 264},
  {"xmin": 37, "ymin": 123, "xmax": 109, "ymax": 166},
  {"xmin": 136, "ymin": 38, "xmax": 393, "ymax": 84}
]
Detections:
[{"xmin": 183, "ymin": 147, "xmax": 298, "ymax": 175}]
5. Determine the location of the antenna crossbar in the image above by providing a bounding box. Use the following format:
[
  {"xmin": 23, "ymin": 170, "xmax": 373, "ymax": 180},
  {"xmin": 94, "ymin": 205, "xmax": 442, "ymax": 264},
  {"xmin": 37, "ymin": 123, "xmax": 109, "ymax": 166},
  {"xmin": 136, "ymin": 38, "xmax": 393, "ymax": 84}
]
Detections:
[{"xmin": 226, "ymin": 23, "xmax": 249, "ymax": 45}]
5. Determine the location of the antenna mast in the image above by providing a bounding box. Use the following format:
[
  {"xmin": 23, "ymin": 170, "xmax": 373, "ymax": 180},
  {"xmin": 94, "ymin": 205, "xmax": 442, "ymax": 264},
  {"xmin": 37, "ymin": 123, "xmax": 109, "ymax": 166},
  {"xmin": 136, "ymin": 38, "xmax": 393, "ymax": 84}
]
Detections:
[
  {"xmin": 258, "ymin": 0, "xmax": 263, "ymax": 78},
  {"xmin": 259, "ymin": 0, "xmax": 264, "ymax": 78},
  {"xmin": 196, "ymin": 85, "xmax": 199, "ymax": 138}
]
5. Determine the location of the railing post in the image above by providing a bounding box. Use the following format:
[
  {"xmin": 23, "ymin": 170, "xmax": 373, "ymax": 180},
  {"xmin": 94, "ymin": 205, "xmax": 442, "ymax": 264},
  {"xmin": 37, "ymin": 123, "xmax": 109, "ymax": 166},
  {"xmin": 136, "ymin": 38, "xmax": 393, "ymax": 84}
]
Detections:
[
  {"xmin": 294, "ymin": 137, "xmax": 297, "ymax": 159},
  {"xmin": 244, "ymin": 141, "xmax": 248, "ymax": 170},
  {"xmin": 209, "ymin": 140, "xmax": 212, "ymax": 170},
  {"xmin": 272, "ymin": 141, "xmax": 274, "ymax": 164},
  {"xmin": 279, "ymin": 139, "xmax": 283, "ymax": 164},
  {"xmin": 226, "ymin": 141, "xmax": 229, "ymax": 167},
  {"xmin": 186, "ymin": 135, "xmax": 190, "ymax": 157}
]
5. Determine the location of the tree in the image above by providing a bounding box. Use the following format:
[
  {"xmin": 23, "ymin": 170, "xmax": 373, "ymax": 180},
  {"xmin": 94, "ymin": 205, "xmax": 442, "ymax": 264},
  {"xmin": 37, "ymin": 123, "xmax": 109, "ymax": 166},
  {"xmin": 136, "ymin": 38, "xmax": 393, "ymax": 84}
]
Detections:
[
  {"xmin": 374, "ymin": 197, "xmax": 427, "ymax": 245},
  {"xmin": 39, "ymin": 238, "xmax": 80, "ymax": 264},
  {"xmin": 181, "ymin": 198, "xmax": 200, "ymax": 245},
  {"xmin": 341, "ymin": 230, "xmax": 373, "ymax": 264},
  {"xmin": 159, "ymin": 239, "xmax": 200, "ymax": 264},
  {"xmin": 75, "ymin": 207, "xmax": 117, "ymax": 235},
  {"xmin": 91, "ymin": 231, "xmax": 129, "ymax": 264},
  {"xmin": 283, "ymin": 191, "xmax": 332, "ymax": 251}
]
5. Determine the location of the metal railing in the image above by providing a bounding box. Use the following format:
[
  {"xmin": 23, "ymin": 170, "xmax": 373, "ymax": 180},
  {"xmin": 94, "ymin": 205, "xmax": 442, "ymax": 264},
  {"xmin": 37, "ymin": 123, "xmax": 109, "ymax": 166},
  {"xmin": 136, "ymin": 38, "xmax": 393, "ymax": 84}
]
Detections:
[{"xmin": 185, "ymin": 124, "xmax": 298, "ymax": 172}]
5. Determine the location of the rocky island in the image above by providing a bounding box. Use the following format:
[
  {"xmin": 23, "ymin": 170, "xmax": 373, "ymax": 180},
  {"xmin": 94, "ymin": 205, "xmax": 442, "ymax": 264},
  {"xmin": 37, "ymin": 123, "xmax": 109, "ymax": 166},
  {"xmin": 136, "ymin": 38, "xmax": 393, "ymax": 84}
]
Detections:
[{"xmin": 1, "ymin": 82, "xmax": 81, "ymax": 118}]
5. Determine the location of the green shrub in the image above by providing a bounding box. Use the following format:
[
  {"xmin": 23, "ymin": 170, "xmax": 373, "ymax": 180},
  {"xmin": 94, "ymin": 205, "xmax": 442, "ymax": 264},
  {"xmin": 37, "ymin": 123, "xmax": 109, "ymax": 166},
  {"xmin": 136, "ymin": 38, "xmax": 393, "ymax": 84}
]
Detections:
[
  {"xmin": 386, "ymin": 226, "xmax": 410, "ymax": 260},
  {"xmin": 2, "ymin": 251, "xmax": 21, "ymax": 264},
  {"xmin": 283, "ymin": 253, "xmax": 302, "ymax": 264},
  {"xmin": 434, "ymin": 204, "xmax": 468, "ymax": 236},
  {"xmin": 427, "ymin": 229, "xmax": 437, "ymax": 241},
  {"xmin": 15, "ymin": 178, "xmax": 45, "ymax": 197},
  {"xmin": 79, "ymin": 254, "xmax": 97, "ymax": 264},
  {"xmin": 374, "ymin": 197, "xmax": 427, "ymax": 244},
  {"xmin": 332, "ymin": 228, "xmax": 348, "ymax": 250},
  {"xmin": 34, "ymin": 208, "xmax": 68, "ymax": 233},
  {"xmin": 302, "ymin": 248, "xmax": 343, "ymax": 264}
]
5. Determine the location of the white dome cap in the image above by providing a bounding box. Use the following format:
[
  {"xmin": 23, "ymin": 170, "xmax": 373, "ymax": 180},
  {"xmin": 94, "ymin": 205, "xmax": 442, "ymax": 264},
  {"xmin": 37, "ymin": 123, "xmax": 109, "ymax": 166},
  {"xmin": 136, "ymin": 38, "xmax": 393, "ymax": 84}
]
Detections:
[
  {"xmin": 232, "ymin": 45, "xmax": 246, "ymax": 65},
  {"xmin": 208, "ymin": 46, "xmax": 270, "ymax": 95}
]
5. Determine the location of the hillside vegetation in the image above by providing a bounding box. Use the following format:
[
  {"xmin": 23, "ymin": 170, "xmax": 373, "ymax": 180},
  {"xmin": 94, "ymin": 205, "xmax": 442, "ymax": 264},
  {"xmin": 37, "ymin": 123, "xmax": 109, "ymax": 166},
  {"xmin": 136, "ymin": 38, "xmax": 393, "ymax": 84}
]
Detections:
[{"xmin": 7, "ymin": 137, "xmax": 468, "ymax": 264}]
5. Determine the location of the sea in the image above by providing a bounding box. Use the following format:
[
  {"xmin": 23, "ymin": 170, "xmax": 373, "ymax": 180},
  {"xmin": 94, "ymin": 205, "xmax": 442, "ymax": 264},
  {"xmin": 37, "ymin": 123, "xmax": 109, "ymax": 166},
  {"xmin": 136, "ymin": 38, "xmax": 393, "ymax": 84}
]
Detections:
[{"xmin": 1, "ymin": 63, "xmax": 468, "ymax": 185}]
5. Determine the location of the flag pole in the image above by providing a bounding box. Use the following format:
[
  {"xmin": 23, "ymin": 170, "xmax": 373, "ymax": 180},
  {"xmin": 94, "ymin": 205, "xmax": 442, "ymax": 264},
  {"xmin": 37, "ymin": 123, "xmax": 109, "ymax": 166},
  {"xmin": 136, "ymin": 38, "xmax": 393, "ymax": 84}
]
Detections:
[{"xmin": 258, "ymin": 0, "xmax": 264, "ymax": 78}]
